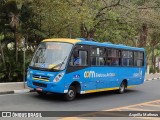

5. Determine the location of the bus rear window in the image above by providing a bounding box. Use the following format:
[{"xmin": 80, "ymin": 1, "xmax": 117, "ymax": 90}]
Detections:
[{"xmin": 134, "ymin": 52, "xmax": 144, "ymax": 66}]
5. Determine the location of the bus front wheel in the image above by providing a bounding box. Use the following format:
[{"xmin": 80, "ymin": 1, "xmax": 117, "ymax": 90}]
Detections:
[
  {"xmin": 118, "ymin": 81, "xmax": 126, "ymax": 94},
  {"xmin": 64, "ymin": 86, "xmax": 76, "ymax": 101}
]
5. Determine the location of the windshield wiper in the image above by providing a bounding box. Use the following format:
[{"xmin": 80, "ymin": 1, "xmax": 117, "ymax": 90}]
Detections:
[
  {"xmin": 29, "ymin": 66, "xmax": 49, "ymax": 71},
  {"xmin": 50, "ymin": 56, "xmax": 67, "ymax": 70}
]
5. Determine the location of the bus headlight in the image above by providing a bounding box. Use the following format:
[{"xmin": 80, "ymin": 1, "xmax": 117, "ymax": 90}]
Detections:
[
  {"xmin": 53, "ymin": 72, "xmax": 64, "ymax": 82},
  {"xmin": 27, "ymin": 71, "xmax": 30, "ymax": 78}
]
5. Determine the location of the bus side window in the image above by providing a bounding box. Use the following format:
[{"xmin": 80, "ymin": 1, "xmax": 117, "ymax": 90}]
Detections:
[
  {"xmin": 106, "ymin": 58, "xmax": 111, "ymax": 65},
  {"xmin": 91, "ymin": 47, "xmax": 106, "ymax": 66},
  {"xmin": 70, "ymin": 50, "xmax": 81, "ymax": 66},
  {"xmin": 70, "ymin": 50, "xmax": 88, "ymax": 66},
  {"xmin": 122, "ymin": 51, "xmax": 133, "ymax": 66},
  {"xmin": 134, "ymin": 52, "xmax": 143, "ymax": 66},
  {"xmin": 79, "ymin": 51, "xmax": 88, "ymax": 66},
  {"xmin": 107, "ymin": 49, "xmax": 120, "ymax": 66},
  {"xmin": 111, "ymin": 58, "xmax": 119, "ymax": 66}
]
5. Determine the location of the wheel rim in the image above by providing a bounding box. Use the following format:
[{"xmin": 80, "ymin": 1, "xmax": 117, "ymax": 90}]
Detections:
[
  {"xmin": 68, "ymin": 89, "xmax": 74, "ymax": 98},
  {"xmin": 120, "ymin": 83, "xmax": 125, "ymax": 92}
]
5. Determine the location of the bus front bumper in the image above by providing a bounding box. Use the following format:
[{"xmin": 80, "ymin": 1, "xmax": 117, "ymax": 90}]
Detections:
[{"xmin": 27, "ymin": 79, "xmax": 64, "ymax": 93}]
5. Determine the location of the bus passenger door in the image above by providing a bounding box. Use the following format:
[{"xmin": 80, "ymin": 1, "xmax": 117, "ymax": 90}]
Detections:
[
  {"xmin": 83, "ymin": 70, "xmax": 97, "ymax": 92},
  {"xmin": 66, "ymin": 45, "xmax": 97, "ymax": 93}
]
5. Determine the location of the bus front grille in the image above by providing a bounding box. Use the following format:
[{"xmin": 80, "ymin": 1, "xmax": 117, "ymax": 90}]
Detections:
[
  {"xmin": 33, "ymin": 82, "xmax": 47, "ymax": 88},
  {"xmin": 32, "ymin": 74, "xmax": 50, "ymax": 82}
]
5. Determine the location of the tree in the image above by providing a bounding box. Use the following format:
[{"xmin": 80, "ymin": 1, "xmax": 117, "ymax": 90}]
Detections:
[
  {"xmin": 0, "ymin": 34, "xmax": 6, "ymax": 70},
  {"xmin": 3, "ymin": 0, "xmax": 21, "ymax": 63}
]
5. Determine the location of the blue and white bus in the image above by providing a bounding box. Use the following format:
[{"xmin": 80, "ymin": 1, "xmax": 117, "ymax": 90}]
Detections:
[{"xmin": 27, "ymin": 38, "xmax": 146, "ymax": 101}]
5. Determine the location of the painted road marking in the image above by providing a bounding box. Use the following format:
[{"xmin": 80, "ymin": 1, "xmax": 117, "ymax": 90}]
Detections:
[
  {"xmin": 58, "ymin": 100, "xmax": 160, "ymax": 120},
  {"xmin": 105, "ymin": 99, "xmax": 160, "ymax": 111},
  {"xmin": 58, "ymin": 117, "xmax": 89, "ymax": 120}
]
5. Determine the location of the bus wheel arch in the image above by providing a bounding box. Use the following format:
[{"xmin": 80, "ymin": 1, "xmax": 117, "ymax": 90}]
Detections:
[
  {"xmin": 118, "ymin": 79, "xmax": 128, "ymax": 94},
  {"xmin": 70, "ymin": 81, "xmax": 81, "ymax": 94},
  {"xmin": 64, "ymin": 81, "xmax": 81, "ymax": 101}
]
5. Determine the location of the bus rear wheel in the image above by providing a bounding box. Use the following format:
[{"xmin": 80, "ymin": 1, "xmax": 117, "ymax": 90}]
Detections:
[
  {"xmin": 118, "ymin": 81, "xmax": 126, "ymax": 94},
  {"xmin": 64, "ymin": 86, "xmax": 76, "ymax": 101}
]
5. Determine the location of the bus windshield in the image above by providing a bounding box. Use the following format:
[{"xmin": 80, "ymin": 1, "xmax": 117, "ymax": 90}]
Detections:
[{"xmin": 30, "ymin": 42, "xmax": 73, "ymax": 71}]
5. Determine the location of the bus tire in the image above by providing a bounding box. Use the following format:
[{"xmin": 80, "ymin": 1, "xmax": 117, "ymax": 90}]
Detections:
[
  {"xmin": 63, "ymin": 86, "xmax": 76, "ymax": 101},
  {"xmin": 118, "ymin": 81, "xmax": 126, "ymax": 94},
  {"xmin": 37, "ymin": 91, "xmax": 47, "ymax": 96}
]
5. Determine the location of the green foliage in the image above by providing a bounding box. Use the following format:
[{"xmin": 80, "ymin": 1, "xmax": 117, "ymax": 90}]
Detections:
[
  {"xmin": 150, "ymin": 65, "xmax": 156, "ymax": 74},
  {"xmin": 0, "ymin": 0, "xmax": 160, "ymax": 82},
  {"xmin": 0, "ymin": 34, "xmax": 4, "ymax": 41},
  {"xmin": 0, "ymin": 47, "xmax": 34, "ymax": 82}
]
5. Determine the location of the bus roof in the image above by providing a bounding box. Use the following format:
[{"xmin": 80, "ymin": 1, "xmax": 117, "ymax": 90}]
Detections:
[
  {"xmin": 79, "ymin": 41, "xmax": 145, "ymax": 51},
  {"xmin": 42, "ymin": 38, "xmax": 145, "ymax": 51},
  {"xmin": 42, "ymin": 38, "xmax": 81, "ymax": 44}
]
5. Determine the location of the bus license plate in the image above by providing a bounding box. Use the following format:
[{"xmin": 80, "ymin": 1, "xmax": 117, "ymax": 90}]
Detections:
[{"xmin": 36, "ymin": 88, "xmax": 42, "ymax": 91}]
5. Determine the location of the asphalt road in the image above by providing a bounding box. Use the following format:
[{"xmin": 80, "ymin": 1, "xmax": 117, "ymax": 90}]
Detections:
[
  {"xmin": 0, "ymin": 80, "xmax": 160, "ymax": 119},
  {"xmin": 0, "ymin": 79, "xmax": 159, "ymax": 112}
]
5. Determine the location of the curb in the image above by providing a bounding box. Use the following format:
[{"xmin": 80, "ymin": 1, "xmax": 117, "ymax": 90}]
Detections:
[
  {"xmin": 145, "ymin": 77, "xmax": 160, "ymax": 81},
  {"xmin": 0, "ymin": 78, "xmax": 159, "ymax": 95},
  {"xmin": 0, "ymin": 89, "xmax": 35, "ymax": 95}
]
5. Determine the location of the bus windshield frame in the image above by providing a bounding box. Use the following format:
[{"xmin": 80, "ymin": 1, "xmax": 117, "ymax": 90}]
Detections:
[{"xmin": 29, "ymin": 42, "xmax": 73, "ymax": 71}]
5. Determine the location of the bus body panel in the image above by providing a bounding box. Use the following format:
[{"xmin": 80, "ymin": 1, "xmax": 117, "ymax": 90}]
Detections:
[
  {"xmin": 27, "ymin": 68, "xmax": 66, "ymax": 93},
  {"xmin": 64, "ymin": 66, "xmax": 145, "ymax": 94},
  {"xmin": 64, "ymin": 67, "xmax": 97, "ymax": 93},
  {"xmin": 27, "ymin": 38, "xmax": 146, "ymax": 96},
  {"xmin": 27, "ymin": 66, "xmax": 145, "ymax": 94}
]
